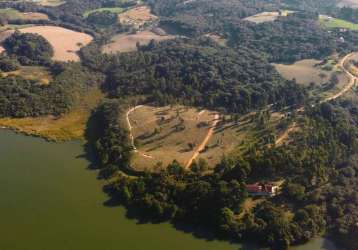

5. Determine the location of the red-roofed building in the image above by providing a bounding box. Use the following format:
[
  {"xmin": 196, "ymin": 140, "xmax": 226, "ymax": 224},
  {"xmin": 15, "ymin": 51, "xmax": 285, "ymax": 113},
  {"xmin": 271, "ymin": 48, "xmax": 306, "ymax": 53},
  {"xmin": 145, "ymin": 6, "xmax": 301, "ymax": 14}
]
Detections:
[{"xmin": 245, "ymin": 183, "xmax": 279, "ymax": 197}]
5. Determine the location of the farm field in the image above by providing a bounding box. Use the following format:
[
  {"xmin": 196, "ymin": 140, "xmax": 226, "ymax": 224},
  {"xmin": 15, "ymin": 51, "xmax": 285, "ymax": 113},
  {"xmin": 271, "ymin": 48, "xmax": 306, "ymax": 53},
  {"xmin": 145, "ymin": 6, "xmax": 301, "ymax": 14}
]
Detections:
[
  {"xmin": 83, "ymin": 7, "xmax": 124, "ymax": 17},
  {"xmin": 102, "ymin": 30, "xmax": 174, "ymax": 54},
  {"xmin": 0, "ymin": 88, "xmax": 103, "ymax": 141},
  {"xmin": 118, "ymin": 5, "xmax": 158, "ymax": 28},
  {"xmin": 0, "ymin": 26, "xmax": 93, "ymax": 61},
  {"xmin": 244, "ymin": 10, "xmax": 294, "ymax": 24},
  {"xmin": 319, "ymin": 15, "xmax": 358, "ymax": 30},
  {"xmin": 0, "ymin": 8, "xmax": 49, "ymax": 20},
  {"xmin": 0, "ymin": 66, "xmax": 52, "ymax": 85}
]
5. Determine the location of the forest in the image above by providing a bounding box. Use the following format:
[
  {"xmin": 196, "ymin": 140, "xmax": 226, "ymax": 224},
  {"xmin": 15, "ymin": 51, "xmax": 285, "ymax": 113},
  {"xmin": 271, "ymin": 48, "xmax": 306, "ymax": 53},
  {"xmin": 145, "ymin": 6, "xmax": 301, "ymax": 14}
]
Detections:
[{"xmin": 0, "ymin": 0, "xmax": 357, "ymax": 249}]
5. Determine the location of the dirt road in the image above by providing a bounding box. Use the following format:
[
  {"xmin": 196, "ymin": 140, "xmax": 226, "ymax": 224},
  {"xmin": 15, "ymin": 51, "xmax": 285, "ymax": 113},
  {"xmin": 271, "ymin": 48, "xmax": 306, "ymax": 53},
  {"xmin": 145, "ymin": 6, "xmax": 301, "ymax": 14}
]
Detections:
[
  {"xmin": 185, "ymin": 114, "xmax": 219, "ymax": 168},
  {"xmin": 126, "ymin": 105, "xmax": 143, "ymax": 152},
  {"xmin": 275, "ymin": 53, "xmax": 357, "ymax": 145}
]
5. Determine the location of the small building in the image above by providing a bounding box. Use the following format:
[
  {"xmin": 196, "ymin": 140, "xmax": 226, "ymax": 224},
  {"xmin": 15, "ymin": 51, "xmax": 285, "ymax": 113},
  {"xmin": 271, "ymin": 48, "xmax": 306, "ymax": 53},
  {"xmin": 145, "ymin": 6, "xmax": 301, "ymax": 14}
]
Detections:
[{"xmin": 246, "ymin": 183, "xmax": 280, "ymax": 197}]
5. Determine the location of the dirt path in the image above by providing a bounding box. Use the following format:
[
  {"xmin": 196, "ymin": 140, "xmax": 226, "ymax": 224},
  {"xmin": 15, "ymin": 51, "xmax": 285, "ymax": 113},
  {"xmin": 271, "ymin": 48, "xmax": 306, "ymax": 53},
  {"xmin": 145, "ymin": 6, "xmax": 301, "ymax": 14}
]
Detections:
[
  {"xmin": 185, "ymin": 114, "xmax": 219, "ymax": 168},
  {"xmin": 275, "ymin": 53, "xmax": 357, "ymax": 145},
  {"xmin": 126, "ymin": 105, "xmax": 144, "ymax": 152}
]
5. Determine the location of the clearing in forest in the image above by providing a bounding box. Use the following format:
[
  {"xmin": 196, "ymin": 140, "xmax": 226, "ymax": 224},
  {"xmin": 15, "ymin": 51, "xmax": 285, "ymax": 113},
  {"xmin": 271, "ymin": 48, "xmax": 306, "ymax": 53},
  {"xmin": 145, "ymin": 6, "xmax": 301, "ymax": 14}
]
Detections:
[
  {"xmin": 273, "ymin": 57, "xmax": 351, "ymax": 100},
  {"xmin": 118, "ymin": 5, "xmax": 158, "ymax": 28},
  {"xmin": 0, "ymin": 8, "xmax": 49, "ymax": 20},
  {"xmin": 127, "ymin": 105, "xmax": 218, "ymax": 170},
  {"xmin": 83, "ymin": 7, "xmax": 124, "ymax": 17},
  {"xmin": 126, "ymin": 105, "xmax": 283, "ymax": 171},
  {"xmin": 102, "ymin": 30, "xmax": 174, "ymax": 54},
  {"xmin": 319, "ymin": 15, "xmax": 358, "ymax": 30},
  {"xmin": 0, "ymin": 66, "xmax": 52, "ymax": 85},
  {"xmin": 0, "ymin": 26, "xmax": 93, "ymax": 61},
  {"xmin": 244, "ymin": 10, "xmax": 294, "ymax": 24}
]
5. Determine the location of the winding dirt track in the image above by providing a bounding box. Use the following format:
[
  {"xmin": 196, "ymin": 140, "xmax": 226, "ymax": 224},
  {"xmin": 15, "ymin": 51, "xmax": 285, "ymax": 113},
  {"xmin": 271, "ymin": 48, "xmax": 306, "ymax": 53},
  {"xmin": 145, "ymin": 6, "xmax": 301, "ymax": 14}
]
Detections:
[
  {"xmin": 275, "ymin": 53, "xmax": 357, "ymax": 145},
  {"xmin": 126, "ymin": 105, "xmax": 143, "ymax": 152},
  {"xmin": 185, "ymin": 114, "xmax": 219, "ymax": 168}
]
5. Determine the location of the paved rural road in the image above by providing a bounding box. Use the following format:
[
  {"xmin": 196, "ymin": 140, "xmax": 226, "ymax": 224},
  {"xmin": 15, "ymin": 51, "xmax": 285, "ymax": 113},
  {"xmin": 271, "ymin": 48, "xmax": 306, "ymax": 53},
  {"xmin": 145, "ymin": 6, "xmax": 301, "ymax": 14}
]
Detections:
[
  {"xmin": 185, "ymin": 114, "xmax": 220, "ymax": 168},
  {"xmin": 276, "ymin": 52, "xmax": 357, "ymax": 145}
]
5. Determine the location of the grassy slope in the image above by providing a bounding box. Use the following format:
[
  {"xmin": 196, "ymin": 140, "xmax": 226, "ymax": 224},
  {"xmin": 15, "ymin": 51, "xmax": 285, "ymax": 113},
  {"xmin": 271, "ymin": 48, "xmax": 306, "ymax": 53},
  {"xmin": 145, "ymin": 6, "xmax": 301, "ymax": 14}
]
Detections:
[
  {"xmin": 0, "ymin": 88, "xmax": 104, "ymax": 141},
  {"xmin": 319, "ymin": 15, "xmax": 358, "ymax": 30},
  {"xmin": 83, "ymin": 7, "xmax": 124, "ymax": 17},
  {"xmin": 0, "ymin": 66, "xmax": 52, "ymax": 85}
]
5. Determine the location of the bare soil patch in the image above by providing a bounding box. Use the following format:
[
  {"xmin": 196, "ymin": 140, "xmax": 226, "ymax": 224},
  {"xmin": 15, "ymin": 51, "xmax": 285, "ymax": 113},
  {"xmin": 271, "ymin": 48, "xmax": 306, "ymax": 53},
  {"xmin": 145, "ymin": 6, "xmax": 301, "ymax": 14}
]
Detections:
[{"xmin": 102, "ymin": 30, "xmax": 174, "ymax": 54}]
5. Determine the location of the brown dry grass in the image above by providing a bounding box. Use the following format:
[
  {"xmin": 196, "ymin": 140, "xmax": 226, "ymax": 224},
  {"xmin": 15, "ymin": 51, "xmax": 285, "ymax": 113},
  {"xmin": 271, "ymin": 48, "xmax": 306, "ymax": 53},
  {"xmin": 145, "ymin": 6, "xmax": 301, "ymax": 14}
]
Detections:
[
  {"xmin": 127, "ymin": 105, "xmax": 218, "ymax": 170},
  {"xmin": 0, "ymin": 88, "xmax": 104, "ymax": 141},
  {"xmin": 102, "ymin": 30, "xmax": 174, "ymax": 54},
  {"xmin": 118, "ymin": 6, "xmax": 158, "ymax": 28},
  {"xmin": 273, "ymin": 59, "xmax": 333, "ymax": 85},
  {"xmin": 1, "ymin": 26, "xmax": 93, "ymax": 61}
]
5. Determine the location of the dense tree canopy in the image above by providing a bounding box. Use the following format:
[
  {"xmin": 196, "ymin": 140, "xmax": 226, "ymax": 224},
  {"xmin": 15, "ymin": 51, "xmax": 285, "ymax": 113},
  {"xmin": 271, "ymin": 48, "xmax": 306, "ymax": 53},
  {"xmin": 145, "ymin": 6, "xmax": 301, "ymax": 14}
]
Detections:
[{"xmin": 3, "ymin": 31, "xmax": 54, "ymax": 65}]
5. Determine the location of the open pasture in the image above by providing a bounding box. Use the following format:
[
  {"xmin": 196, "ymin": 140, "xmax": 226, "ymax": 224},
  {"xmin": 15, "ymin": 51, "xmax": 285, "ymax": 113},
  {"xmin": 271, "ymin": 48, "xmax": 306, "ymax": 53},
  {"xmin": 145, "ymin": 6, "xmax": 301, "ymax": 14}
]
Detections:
[
  {"xmin": 244, "ymin": 10, "xmax": 293, "ymax": 24},
  {"xmin": 102, "ymin": 30, "xmax": 174, "ymax": 54},
  {"xmin": 127, "ymin": 105, "xmax": 219, "ymax": 170},
  {"xmin": 0, "ymin": 8, "xmax": 49, "ymax": 20},
  {"xmin": 118, "ymin": 5, "xmax": 158, "ymax": 28},
  {"xmin": 319, "ymin": 15, "xmax": 358, "ymax": 30}
]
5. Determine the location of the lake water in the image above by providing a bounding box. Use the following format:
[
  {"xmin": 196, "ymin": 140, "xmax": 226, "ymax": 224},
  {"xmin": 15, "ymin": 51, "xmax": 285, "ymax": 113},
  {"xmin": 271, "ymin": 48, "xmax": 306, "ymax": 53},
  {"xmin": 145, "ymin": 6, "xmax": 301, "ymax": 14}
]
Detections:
[{"xmin": 0, "ymin": 129, "xmax": 341, "ymax": 250}]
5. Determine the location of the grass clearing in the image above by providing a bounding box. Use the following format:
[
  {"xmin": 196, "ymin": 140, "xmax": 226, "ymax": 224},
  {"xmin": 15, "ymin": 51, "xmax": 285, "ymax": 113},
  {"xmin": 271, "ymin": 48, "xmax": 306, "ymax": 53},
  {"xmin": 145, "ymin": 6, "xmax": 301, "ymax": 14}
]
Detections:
[
  {"xmin": 127, "ymin": 105, "xmax": 284, "ymax": 170},
  {"xmin": 0, "ymin": 26, "xmax": 93, "ymax": 61},
  {"xmin": 273, "ymin": 59, "xmax": 334, "ymax": 86},
  {"xmin": 244, "ymin": 10, "xmax": 294, "ymax": 24},
  {"xmin": 102, "ymin": 30, "xmax": 174, "ymax": 54},
  {"xmin": 127, "ymin": 105, "xmax": 217, "ymax": 170},
  {"xmin": 273, "ymin": 57, "xmax": 351, "ymax": 100},
  {"xmin": 319, "ymin": 15, "xmax": 358, "ymax": 30},
  {"xmin": 83, "ymin": 7, "xmax": 124, "ymax": 17},
  {"xmin": 0, "ymin": 8, "xmax": 49, "ymax": 20},
  {"xmin": 118, "ymin": 5, "xmax": 158, "ymax": 28},
  {"xmin": 0, "ymin": 88, "xmax": 104, "ymax": 141},
  {"xmin": 0, "ymin": 66, "xmax": 52, "ymax": 85}
]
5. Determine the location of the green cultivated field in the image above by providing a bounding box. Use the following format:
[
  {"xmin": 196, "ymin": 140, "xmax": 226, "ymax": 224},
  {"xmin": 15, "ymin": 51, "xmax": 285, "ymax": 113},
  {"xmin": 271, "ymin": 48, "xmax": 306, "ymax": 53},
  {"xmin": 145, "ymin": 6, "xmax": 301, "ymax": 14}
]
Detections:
[{"xmin": 319, "ymin": 15, "xmax": 358, "ymax": 30}]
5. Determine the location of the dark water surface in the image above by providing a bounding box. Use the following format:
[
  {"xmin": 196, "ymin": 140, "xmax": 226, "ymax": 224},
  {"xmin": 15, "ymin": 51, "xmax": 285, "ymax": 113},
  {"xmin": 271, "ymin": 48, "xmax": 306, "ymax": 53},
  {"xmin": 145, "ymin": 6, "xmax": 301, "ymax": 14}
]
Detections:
[{"xmin": 0, "ymin": 130, "xmax": 340, "ymax": 250}]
